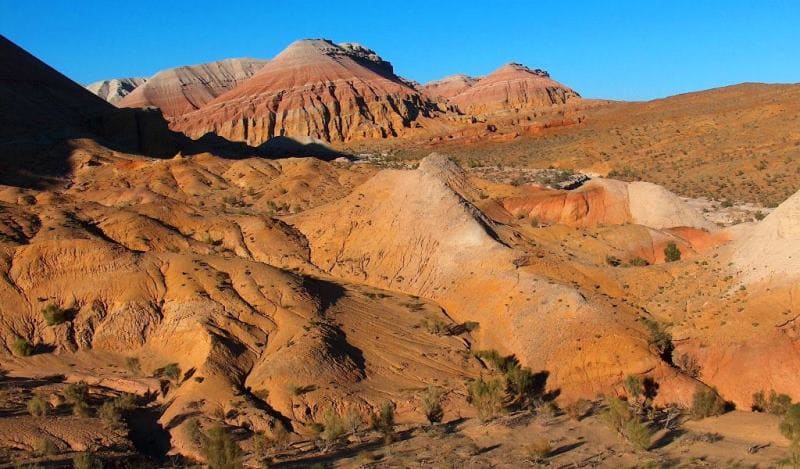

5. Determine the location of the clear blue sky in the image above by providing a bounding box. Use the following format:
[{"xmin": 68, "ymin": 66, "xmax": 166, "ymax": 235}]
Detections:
[{"xmin": 2, "ymin": 0, "xmax": 798, "ymax": 100}]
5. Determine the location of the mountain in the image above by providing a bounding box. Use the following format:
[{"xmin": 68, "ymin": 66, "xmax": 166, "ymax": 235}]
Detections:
[
  {"xmin": 86, "ymin": 77, "xmax": 147, "ymax": 104},
  {"xmin": 170, "ymin": 39, "xmax": 441, "ymax": 145},
  {"xmin": 422, "ymin": 74, "xmax": 478, "ymax": 100},
  {"xmin": 117, "ymin": 58, "xmax": 268, "ymax": 117},
  {"xmin": 437, "ymin": 63, "xmax": 580, "ymax": 114},
  {"xmin": 0, "ymin": 35, "xmax": 114, "ymax": 140}
]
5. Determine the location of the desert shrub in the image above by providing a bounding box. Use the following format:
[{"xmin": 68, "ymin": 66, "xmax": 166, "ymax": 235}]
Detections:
[
  {"xmin": 27, "ymin": 395, "xmax": 49, "ymax": 416},
  {"xmin": 752, "ymin": 390, "xmax": 793, "ymax": 415},
  {"xmin": 523, "ymin": 438, "xmax": 552, "ymax": 463},
  {"xmin": 624, "ymin": 418, "xmax": 652, "ymax": 450},
  {"xmin": 64, "ymin": 381, "xmax": 90, "ymax": 417},
  {"xmin": 601, "ymin": 397, "xmax": 651, "ymax": 450},
  {"xmin": 11, "ymin": 336, "xmax": 32, "ymax": 357},
  {"xmin": 664, "ymin": 242, "xmax": 681, "ymax": 262},
  {"xmin": 605, "ymin": 255, "xmax": 622, "ymax": 267},
  {"xmin": 628, "ymin": 256, "xmax": 650, "ymax": 267},
  {"xmin": 41, "ymin": 304, "xmax": 68, "ymax": 326},
  {"xmin": 33, "ymin": 436, "xmax": 57, "ymax": 456},
  {"xmin": 420, "ymin": 387, "xmax": 444, "ymax": 425},
  {"xmin": 674, "ymin": 353, "xmax": 701, "ymax": 378},
  {"xmin": 73, "ymin": 453, "xmax": 101, "ymax": 469},
  {"xmin": 370, "ymin": 401, "xmax": 396, "ymax": 437},
  {"xmin": 565, "ymin": 398, "xmax": 593, "ymax": 421},
  {"xmin": 162, "ymin": 363, "xmax": 181, "ymax": 383},
  {"xmin": 99, "ymin": 400, "xmax": 123, "ymax": 429},
  {"xmin": 781, "ymin": 404, "xmax": 800, "ymax": 466},
  {"xmin": 643, "ymin": 318, "xmax": 674, "ymax": 361},
  {"xmin": 186, "ymin": 417, "xmax": 203, "ymax": 445},
  {"xmin": 201, "ymin": 425, "xmax": 243, "ymax": 469},
  {"xmin": 466, "ymin": 376, "xmax": 505, "ymax": 421},
  {"xmin": 252, "ymin": 431, "xmax": 269, "ymax": 460},
  {"xmin": 419, "ymin": 317, "xmax": 451, "ymax": 335},
  {"xmin": 505, "ymin": 363, "xmax": 535, "ymax": 401},
  {"xmin": 344, "ymin": 409, "xmax": 363, "ymax": 437},
  {"xmin": 321, "ymin": 407, "xmax": 346, "ymax": 448},
  {"xmin": 690, "ymin": 386, "xmax": 726, "ymax": 419},
  {"xmin": 473, "ymin": 349, "xmax": 515, "ymax": 372},
  {"xmin": 124, "ymin": 357, "xmax": 141, "ymax": 376}
]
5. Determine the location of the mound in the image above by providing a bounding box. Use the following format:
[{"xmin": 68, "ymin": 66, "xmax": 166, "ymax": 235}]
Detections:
[
  {"xmin": 288, "ymin": 154, "xmax": 694, "ymax": 401},
  {"xmin": 86, "ymin": 77, "xmax": 147, "ymax": 104},
  {"xmin": 729, "ymin": 187, "xmax": 800, "ymax": 285},
  {"xmin": 170, "ymin": 39, "xmax": 440, "ymax": 145},
  {"xmin": 440, "ymin": 63, "xmax": 580, "ymax": 115},
  {"xmin": 118, "ymin": 58, "xmax": 267, "ymax": 117},
  {"xmin": 501, "ymin": 178, "xmax": 714, "ymax": 230}
]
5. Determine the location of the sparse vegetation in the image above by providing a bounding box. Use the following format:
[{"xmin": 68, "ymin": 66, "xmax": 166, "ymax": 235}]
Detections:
[
  {"xmin": 73, "ymin": 453, "xmax": 101, "ymax": 469},
  {"xmin": 664, "ymin": 242, "xmax": 681, "ymax": 262},
  {"xmin": 11, "ymin": 336, "xmax": 33, "ymax": 357},
  {"xmin": 369, "ymin": 401, "xmax": 395, "ymax": 439},
  {"xmin": 690, "ymin": 386, "xmax": 726, "ymax": 419},
  {"xmin": 64, "ymin": 381, "xmax": 90, "ymax": 417},
  {"xmin": 321, "ymin": 407, "xmax": 346, "ymax": 449},
  {"xmin": 186, "ymin": 417, "xmax": 203, "ymax": 445},
  {"xmin": 27, "ymin": 395, "xmax": 49, "ymax": 416},
  {"xmin": 675, "ymin": 352, "xmax": 701, "ymax": 378},
  {"xmin": 752, "ymin": 390, "xmax": 793, "ymax": 415},
  {"xmin": 780, "ymin": 404, "xmax": 800, "ymax": 467},
  {"xmin": 41, "ymin": 304, "xmax": 69, "ymax": 325},
  {"xmin": 420, "ymin": 386, "xmax": 445, "ymax": 425},
  {"xmin": 99, "ymin": 400, "xmax": 124, "ymax": 429},
  {"xmin": 466, "ymin": 375, "xmax": 505, "ymax": 421},
  {"xmin": 201, "ymin": 425, "xmax": 243, "ymax": 469},
  {"xmin": 565, "ymin": 398, "xmax": 593, "ymax": 421},
  {"xmin": 601, "ymin": 397, "xmax": 652, "ymax": 450},
  {"xmin": 33, "ymin": 436, "xmax": 57, "ymax": 456},
  {"xmin": 125, "ymin": 356, "xmax": 141, "ymax": 376},
  {"xmin": 523, "ymin": 438, "xmax": 552, "ymax": 463},
  {"xmin": 162, "ymin": 363, "xmax": 181, "ymax": 383},
  {"xmin": 643, "ymin": 318, "xmax": 674, "ymax": 362}
]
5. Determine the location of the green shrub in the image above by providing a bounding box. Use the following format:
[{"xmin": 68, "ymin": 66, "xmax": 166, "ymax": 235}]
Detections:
[
  {"xmin": 11, "ymin": 336, "xmax": 32, "ymax": 357},
  {"xmin": 124, "ymin": 357, "xmax": 141, "ymax": 376},
  {"xmin": 601, "ymin": 397, "xmax": 651, "ymax": 450},
  {"xmin": 781, "ymin": 404, "xmax": 800, "ymax": 443},
  {"xmin": 466, "ymin": 376, "xmax": 505, "ymax": 421},
  {"xmin": 752, "ymin": 390, "xmax": 793, "ymax": 415},
  {"xmin": 420, "ymin": 387, "xmax": 444, "ymax": 424},
  {"xmin": 628, "ymin": 256, "xmax": 650, "ymax": 267},
  {"xmin": 162, "ymin": 363, "xmax": 181, "ymax": 383},
  {"xmin": 643, "ymin": 319, "xmax": 674, "ymax": 361},
  {"xmin": 664, "ymin": 242, "xmax": 681, "ymax": 262},
  {"xmin": 99, "ymin": 400, "xmax": 123, "ymax": 429},
  {"xmin": 186, "ymin": 417, "xmax": 203, "ymax": 445},
  {"xmin": 344, "ymin": 409, "xmax": 363, "ymax": 437},
  {"xmin": 73, "ymin": 453, "xmax": 101, "ymax": 469},
  {"xmin": 369, "ymin": 401, "xmax": 395, "ymax": 437},
  {"xmin": 28, "ymin": 395, "xmax": 50, "ymax": 416},
  {"xmin": 674, "ymin": 352, "xmax": 701, "ymax": 378},
  {"xmin": 41, "ymin": 304, "xmax": 68, "ymax": 326},
  {"xmin": 64, "ymin": 381, "xmax": 90, "ymax": 417},
  {"xmin": 33, "ymin": 436, "xmax": 57, "ymax": 456},
  {"xmin": 201, "ymin": 426, "xmax": 243, "ymax": 469},
  {"xmin": 321, "ymin": 407, "xmax": 346, "ymax": 448},
  {"xmin": 690, "ymin": 386, "xmax": 726, "ymax": 419}
]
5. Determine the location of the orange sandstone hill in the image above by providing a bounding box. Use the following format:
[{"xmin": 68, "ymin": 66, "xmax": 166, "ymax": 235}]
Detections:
[
  {"xmin": 424, "ymin": 63, "xmax": 580, "ymax": 115},
  {"xmin": 117, "ymin": 58, "xmax": 268, "ymax": 117},
  {"xmin": 170, "ymin": 39, "xmax": 442, "ymax": 145}
]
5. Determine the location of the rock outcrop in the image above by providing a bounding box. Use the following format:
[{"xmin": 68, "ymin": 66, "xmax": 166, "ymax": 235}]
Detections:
[
  {"xmin": 118, "ymin": 58, "xmax": 268, "ymax": 117},
  {"xmin": 170, "ymin": 39, "xmax": 440, "ymax": 145},
  {"xmin": 427, "ymin": 63, "xmax": 579, "ymax": 115},
  {"xmin": 86, "ymin": 77, "xmax": 147, "ymax": 104},
  {"xmin": 501, "ymin": 178, "xmax": 714, "ymax": 230},
  {"xmin": 730, "ymin": 187, "xmax": 800, "ymax": 285}
]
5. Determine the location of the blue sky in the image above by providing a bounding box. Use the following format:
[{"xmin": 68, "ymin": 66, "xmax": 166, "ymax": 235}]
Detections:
[{"xmin": 2, "ymin": 0, "xmax": 798, "ymax": 100}]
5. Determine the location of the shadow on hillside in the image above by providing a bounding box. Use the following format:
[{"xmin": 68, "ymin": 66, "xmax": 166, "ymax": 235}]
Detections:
[{"xmin": 0, "ymin": 109, "xmax": 351, "ymax": 189}]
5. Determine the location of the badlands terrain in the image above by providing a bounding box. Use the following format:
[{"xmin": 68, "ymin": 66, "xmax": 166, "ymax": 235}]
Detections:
[{"xmin": 1, "ymin": 34, "xmax": 800, "ymax": 468}]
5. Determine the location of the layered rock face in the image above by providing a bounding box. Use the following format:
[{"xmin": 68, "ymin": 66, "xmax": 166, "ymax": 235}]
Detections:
[
  {"xmin": 86, "ymin": 77, "xmax": 147, "ymax": 104},
  {"xmin": 427, "ymin": 63, "xmax": 579, "ymax": 115},
  {"xmin": 501, "ymin": 178, "xmax": 713, "ymax": 230},
  {"xmin": 118, "ymin": 58, "xmax": 268, "ymax": 117},
  {"xmin": 422, "ymin": 74, "xmax": 478, "ymax": 100},
  {"xmin": 170, "ymin": 39, "xmax": 440, "ymax": 145}
]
